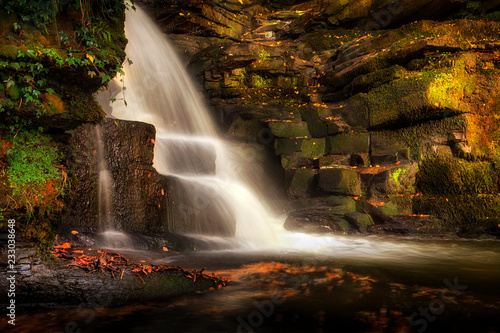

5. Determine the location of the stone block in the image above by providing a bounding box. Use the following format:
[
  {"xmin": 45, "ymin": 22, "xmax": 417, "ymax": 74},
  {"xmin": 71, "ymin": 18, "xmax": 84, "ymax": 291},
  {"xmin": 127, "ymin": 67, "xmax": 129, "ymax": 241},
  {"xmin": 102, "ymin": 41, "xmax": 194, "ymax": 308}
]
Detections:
[
  {"xmin": 318, "ymin": 168, "xmax": 361, "ymax": 196},
  {"xmin": 344, "ymin": 212, "xmax": 373, "ymax": 233},
  {"xmin": 274, "ymin": 138, "xmax": 303, "ymax": 156},
  {"xmin": 281, "ymin": 153, "xmax": 314, "ymax": 169},
  {"xmin": 319, "ymin": 155, "xmax": 350, "ymax": 167},
  {"xmin": 268, "ymin": 121, "xmax": 310, "ymax": 138},
  {"xmin": 301, "ymin": 138, "xmax": 326, "ymax": 158},
  {"xmin": 326, "ymin": 132, "xmax": 370, "ymax": 155},
  {"xmin": 286, "ymin": 168, "xmax": 317, "ymax": 197}
]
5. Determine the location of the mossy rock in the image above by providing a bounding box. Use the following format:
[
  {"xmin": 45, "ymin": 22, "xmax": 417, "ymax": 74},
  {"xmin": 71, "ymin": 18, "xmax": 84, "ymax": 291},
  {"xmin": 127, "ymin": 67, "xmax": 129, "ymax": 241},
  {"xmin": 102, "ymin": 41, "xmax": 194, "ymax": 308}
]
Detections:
[
  {"xmin": 326, "ymin": 132, "xmax": 369, "ymax": 155},
  {"xmin": 319, "ymin": 155, "xmax": 351, "ymax": 167},
  {"xmin": 301, "ymin": 138, "xmax": 326, "ymax": 158},
  {"xmin": 286, "ymin": 168, "xmax": 317, "ymax": 197},
  {"xmin": 371, "ymin": 132, "xmax": 410, "ymax": 158},
  {"xmin": 228, "ymin": 116, "xmax": 265, "ymax": 139},
  {"xmin": 298, "ymin": 28, "xmax": 355, "ymax": 52},
  {"xmin": 299, "ymin": 107, "xmax": 329, "ymax": 137},
  {"xmin": 274, "ymin": 138, "xmax": 303, "ymax": 155},
  {"xmin": 361, "ymin": 164, "xmax": 417, "ymax": 194},
  {"xmin": 413, "ymin": 195, "xmax": 500, "ymax": 235},
  {"xmin": 344, "ymin": 212, "xmax": 373, "ymax": 233},
  {"xmin": 342, "ymin": 65, "xmax": 407, "ymax": 99},
  {"xmin": 268, "ymin": 121, "xmax": 310, "ymax": 138},
  {"xmin": 318, "ymin": 168, "xmax": 361, "ymax": 196},
  {"xmin": 416, "ymin": 155, "xmax": 500, "ymax": 196},
  {"xmin": 281, "ymin": 152, "xmax": 314, "ymax": 169}
]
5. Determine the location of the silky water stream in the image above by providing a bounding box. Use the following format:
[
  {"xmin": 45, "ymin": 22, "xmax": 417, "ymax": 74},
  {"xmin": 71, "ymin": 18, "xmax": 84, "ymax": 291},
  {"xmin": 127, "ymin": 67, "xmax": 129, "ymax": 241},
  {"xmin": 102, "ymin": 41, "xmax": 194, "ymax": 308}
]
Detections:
[{"xmin": 9, "ymin": 5, "xmax": 497, "ymax": 333}]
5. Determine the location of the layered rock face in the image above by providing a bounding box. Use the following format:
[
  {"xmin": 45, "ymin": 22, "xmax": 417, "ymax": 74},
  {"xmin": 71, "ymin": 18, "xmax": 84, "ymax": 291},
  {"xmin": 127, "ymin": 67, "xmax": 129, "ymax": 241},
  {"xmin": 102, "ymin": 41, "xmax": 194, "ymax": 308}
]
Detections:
[
  {"xmin": 61, "ymin": 119, "xmax": 167, "ymax": 233},
  {"xmin": 139, "ymin": 0, "xmax": 500, "ymax": 237}
]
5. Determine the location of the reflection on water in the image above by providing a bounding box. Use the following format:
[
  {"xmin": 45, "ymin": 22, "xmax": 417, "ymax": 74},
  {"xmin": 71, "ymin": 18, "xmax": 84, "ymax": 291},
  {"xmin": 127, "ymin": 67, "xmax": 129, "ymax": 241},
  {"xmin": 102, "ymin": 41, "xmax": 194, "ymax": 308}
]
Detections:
[{"xmin": 3, "ymin": 239, "xmax": 499, "ymax": 333}]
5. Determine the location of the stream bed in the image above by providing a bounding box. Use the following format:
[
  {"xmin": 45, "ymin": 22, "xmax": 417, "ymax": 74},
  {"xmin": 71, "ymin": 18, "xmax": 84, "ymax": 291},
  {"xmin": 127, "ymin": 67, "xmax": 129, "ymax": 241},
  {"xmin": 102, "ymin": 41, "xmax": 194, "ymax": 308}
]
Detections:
[{"xmin": 4, "ymin": 236, "xmax": 500, "ymax": 333}]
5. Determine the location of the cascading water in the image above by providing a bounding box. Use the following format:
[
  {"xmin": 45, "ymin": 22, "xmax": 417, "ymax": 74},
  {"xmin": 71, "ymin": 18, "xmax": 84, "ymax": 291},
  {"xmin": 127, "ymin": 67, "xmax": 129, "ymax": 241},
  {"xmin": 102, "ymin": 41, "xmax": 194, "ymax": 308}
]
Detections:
[
  {"xmin": 95, "ymin": 125, "xmax": 131, "ymax": 249},
  {"xmin": 99, "ymin": 6, "xmax": 433, "ymax": 254},
  {"xmin": 102, "ymin": 6, "xmax": 280, "ymax": 248},
  {"xmin": 95, "ymin": 125, "xmax": 114, "ymax": 232}
]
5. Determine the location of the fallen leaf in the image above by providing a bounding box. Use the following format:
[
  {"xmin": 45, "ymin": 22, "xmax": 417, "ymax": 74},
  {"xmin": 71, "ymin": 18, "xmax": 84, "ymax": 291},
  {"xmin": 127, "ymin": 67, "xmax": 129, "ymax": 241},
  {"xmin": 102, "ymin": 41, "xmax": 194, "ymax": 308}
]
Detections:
[
  {"xmin": 71, "ymin": 230, "xmax": 79, "ymax": 235},
  {"xmin": 54, "ymin": 242, "xmax": 71, "ymax": 249}
]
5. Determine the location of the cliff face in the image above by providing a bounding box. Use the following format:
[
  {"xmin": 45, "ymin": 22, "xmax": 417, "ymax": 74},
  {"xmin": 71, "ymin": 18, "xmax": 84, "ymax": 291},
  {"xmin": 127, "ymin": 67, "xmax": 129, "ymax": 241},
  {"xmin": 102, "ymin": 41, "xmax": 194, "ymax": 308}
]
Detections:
[
  {"xmin": 1, "ymin": 0, "xmax": 499, "ymax": 249},
  {"xmin": 0, "ymin": 1, "xmax": 129, "ymax": 252},
  {"xmin": 61, "ymin": 119, "xmax": 166, "ymax": 233},
  {"xmin": 139, "ymin": 0, "xmax": 500, "ymax": 237}
]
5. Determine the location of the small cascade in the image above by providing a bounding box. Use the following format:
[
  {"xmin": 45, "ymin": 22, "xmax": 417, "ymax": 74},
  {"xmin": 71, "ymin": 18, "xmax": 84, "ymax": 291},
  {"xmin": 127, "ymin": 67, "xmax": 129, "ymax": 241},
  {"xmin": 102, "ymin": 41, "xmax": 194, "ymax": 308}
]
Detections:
[
  {"xmin": 94, "ymin": 125, "xmax": 132, "ymax": 249},
  {"xmin": 95, "ymin": 126, "xmax": 114, "ymax": 231},
  {"xmin": 102, "ymin": 5, "xmax": 280, "ymax": 248}
]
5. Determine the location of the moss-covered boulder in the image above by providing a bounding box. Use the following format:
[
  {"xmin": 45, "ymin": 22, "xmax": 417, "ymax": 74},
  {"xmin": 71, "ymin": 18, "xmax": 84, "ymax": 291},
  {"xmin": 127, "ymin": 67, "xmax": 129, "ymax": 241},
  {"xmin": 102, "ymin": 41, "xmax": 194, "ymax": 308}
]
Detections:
[
  {"xmin": 414, "ymin": 155, "xmax": 500, "ymax": 235},
  {"xmin": 318, "ymin": 168, "xmax": 361, "ymax": 196}
]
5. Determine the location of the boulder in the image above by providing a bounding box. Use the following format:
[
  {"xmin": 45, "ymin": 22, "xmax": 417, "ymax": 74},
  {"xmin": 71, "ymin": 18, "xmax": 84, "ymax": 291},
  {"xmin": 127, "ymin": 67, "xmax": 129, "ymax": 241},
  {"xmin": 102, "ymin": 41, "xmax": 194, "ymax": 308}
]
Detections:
[{"xmin": 318, "ymin": 168, "xmax": 361, "ymax": 196}]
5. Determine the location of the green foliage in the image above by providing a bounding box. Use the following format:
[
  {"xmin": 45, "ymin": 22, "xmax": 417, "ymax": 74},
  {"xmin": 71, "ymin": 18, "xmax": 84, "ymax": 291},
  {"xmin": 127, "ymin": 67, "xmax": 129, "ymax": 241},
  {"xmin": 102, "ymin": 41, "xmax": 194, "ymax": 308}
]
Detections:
[
  {"xmin": 6, "ymin": 131, "xmax": 62, "ymax": 201},
  {"xmin": 0, "ymin": 0, "xmax": 55, "ymax": 29},
  {"xmin": 0, "ymin": 0, "xmax": 130, "ymax": 129},
  {"xmin": 0, "ymin": 0, "xmax": 133, "ymax": 29},
  {"xmin": 257, "ymin": 49, "xmax": 271, "ymax": 62},
  {"xmin": 253, "ymin": 74, "xmax": 269, "ymax": 88}
]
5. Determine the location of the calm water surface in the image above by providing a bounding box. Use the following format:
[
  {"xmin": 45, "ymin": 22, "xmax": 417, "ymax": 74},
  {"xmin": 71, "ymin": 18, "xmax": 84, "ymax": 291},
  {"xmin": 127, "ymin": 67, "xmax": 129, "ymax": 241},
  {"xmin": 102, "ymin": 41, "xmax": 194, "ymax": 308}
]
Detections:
[{"xmin": 4, "ymin": 237, "xmax": 500, "ymax": 333}]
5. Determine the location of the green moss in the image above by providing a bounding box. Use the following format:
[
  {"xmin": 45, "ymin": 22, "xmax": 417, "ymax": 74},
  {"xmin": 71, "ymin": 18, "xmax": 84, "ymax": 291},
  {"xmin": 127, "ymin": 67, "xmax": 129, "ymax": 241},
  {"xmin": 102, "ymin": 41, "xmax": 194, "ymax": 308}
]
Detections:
[
  {"xmin": 300, "ymin": 28, "xmax": 356, "ymax": 52},
  {"xmin": 413, "ymin": 195, "xmax": 499, "ymax": 235},
  {"xmin": 391, "ymin": 167, "xmax": 407, "ymax": 185},
  {"xmin": 274, "ymin": 138, "xmax": 303, "ymax": 156},
  {"xmin": 301, "ymin": 138, "xmax": 326, "ymax": 158},
  {"xmin": 268, "ymin": 121, "xmax": 310, "ymax": 138},
  {"xmin": 289, "ymin": 169, "xmax": 316, "ymax": 197},
  {"xmin": 2, "ymin": 130, "xmax": 71, "ymax": 256},
  {"xmin": 416, "ymin": 155, "xmax": 499, "ymax": 196},
  {"xmin": 318, "ymin": 168, "xmax": 361, "ymax": 196},
  {"xmin": 343, "ymin": 65, "xmax": 407, "ymax": 98},
  {"xmin": 326, "ymin": 132, "xmax": 369, "ymax": 155},
  {"xmin": 414, "ymin": 154, "xmax": 500, "ymax": 234}
]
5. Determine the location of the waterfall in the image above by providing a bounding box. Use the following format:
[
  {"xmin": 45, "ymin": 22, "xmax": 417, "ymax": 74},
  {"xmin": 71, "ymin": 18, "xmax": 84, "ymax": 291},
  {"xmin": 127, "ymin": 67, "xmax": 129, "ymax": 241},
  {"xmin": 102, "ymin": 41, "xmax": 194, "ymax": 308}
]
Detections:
[
  {"xmin": 102, "ymin": 6, "xmax": 280, "ymax": 248},
  {"xmin": 95, "ymin": 125, "xmax": 114, "ymax": 232},
  {"xmin": 95, "ymin": 125, "xmax": 132, "ymax": 249}
]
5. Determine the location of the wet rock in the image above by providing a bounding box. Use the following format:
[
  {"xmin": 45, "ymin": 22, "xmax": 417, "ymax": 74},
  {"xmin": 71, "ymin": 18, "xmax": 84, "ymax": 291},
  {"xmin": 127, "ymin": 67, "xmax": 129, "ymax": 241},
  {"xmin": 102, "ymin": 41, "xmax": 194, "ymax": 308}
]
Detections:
[
  {"xmin": 318, "ymin": 168, "xmax": 362, "ymax": 196},
  {"xmin": 285, "ymin": 168, "xmax": 317, "ymax": 198},
  {"xmin": 268, "ymin": 121, "xmax": 311, "ymax": 138},
  {"xmin": 62, "ymin": 119, "xmax": 164, "ymax": 233},
  {"xmin": 326, "ymin": 132, "xmax": 370, "ymax": 155},
  {"xmin": 0, "ymin": 234, "xmax": 222, "ymax": 310},
  {"xmin": 344, "ymin": 212, "xmax": 374, "ymax": 233},
  {"xmin": 284, "ymin": 210, "xmax": 351, "ymax": 234}
]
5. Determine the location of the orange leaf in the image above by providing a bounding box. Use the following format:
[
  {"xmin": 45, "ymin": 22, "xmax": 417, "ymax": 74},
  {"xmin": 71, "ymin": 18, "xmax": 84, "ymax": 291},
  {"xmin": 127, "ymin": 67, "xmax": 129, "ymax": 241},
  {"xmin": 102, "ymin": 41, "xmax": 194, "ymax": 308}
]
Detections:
[
  {"xmin": 162, "ymin": 246, "xmax": 169, "ymax": 252},
  {"xmin": 54, "ymin": 242, "xmax": 71, "ymax": 249},
  {"xmin": 151, "ymin": 139, "xmax": 155, "ymax": 144},
  {"xmin": 71, "ymin": 230, "xmax": 79, "ymax": 235}
]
